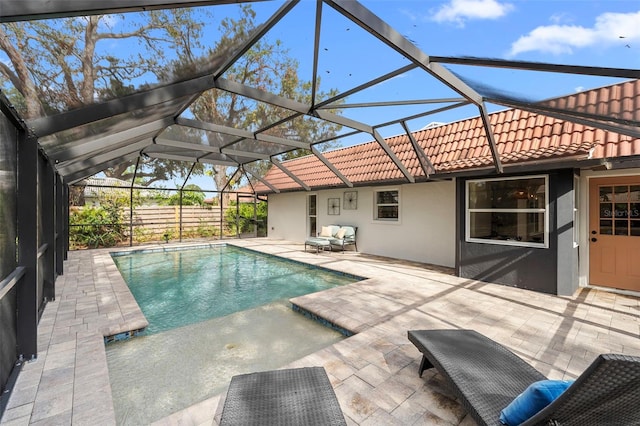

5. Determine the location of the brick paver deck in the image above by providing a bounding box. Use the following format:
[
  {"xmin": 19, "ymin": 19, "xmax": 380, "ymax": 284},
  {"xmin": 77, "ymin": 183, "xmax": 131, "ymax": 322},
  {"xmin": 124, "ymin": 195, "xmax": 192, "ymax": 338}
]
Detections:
[{"xmin": 2, "ymin": 239, "xmax": 639, "ymax": 425}]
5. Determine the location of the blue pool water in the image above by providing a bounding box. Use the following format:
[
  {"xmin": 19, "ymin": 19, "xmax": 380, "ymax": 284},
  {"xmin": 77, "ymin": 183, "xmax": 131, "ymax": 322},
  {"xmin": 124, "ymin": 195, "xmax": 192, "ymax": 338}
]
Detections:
[
  {"xmin": 107, "ymin": 244, "xmax": 361, "ymax": 423},
  {"xmin": 111, "ymin": 244, "xmax": 360, "ymax": 334}
]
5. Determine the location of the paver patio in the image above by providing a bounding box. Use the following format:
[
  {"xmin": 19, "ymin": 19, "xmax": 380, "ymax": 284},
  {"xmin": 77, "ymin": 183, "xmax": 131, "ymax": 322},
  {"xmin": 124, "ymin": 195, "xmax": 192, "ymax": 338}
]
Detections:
[{"xmin": 1, "ymin": 238, "xmax": 639, "ymax": 425}]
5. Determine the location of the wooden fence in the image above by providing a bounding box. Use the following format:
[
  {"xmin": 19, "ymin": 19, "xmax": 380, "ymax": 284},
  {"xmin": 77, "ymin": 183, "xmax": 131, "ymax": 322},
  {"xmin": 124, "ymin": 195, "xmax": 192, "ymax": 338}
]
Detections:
[
  {"xmin": 122, "ymin": 205, "xmax": 240, "ymax": 242},
  {"xmin": 70, "ymin": 204, "xmax": 265, "ymax": 249}
]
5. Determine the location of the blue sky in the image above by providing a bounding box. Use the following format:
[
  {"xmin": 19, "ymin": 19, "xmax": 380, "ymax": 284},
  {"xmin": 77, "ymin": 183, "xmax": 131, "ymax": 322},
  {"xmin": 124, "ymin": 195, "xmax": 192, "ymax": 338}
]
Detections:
[{"xmin": 224, "ymin": 0, "xmax": 640, "ymax": 146}]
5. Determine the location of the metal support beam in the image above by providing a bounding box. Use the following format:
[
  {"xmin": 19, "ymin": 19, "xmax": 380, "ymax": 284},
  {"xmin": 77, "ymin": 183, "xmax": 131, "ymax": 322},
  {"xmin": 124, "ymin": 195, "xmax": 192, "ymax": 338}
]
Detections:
[
  {"xmin": 129, "ymin": 157, "xmax": 140, "ymax": 247},
  {"xmin": 49, "ymin": 118, "xmax": 173, "ymax": 162},
  {"xmin": 372, "ymin": 129, "xmax": 415, "ymax": 183},
  {"xmin": 1, "ymin": 0, "xmax": 268, "ymax": 22},
  {"xmin": 65, "ymin": 152, "xmax": 140, "ymax": 185},
  {"xmin": 478, "ymin": 103, "xmax": 503, "ymax": 173},
  {"xmin": 27, "ymin": 75, "xmax": 215, "ymax": 137},
  {"xmin": 221, "ymin": 167, "xmax": 241, "ymax": 194},
  {"xmin": 400, "ymin": 121, "xmax": 435, "ymax": 177},
  {"xmin": 315, "ymin": 64, "xmax": 419, "ymax": 110},
  {"xmin": 271, "ymin": 158, "xmax": 310, "ymax": 191},
  {"xmin": 63, "ymin": 184, "xmax": 69, "ymax": 257},
  {"xmin": 313, "ymin": 109, "xmax": 373, "ymax": 133},
  {"xmin": 221, "ymin": 149, "xmax": 271, "ymax": 160},
  {"xmin": 311, "ymin": 0, "xmax": 323, "ymax": 107},
  {"xmin": 216, "ymin": 78, "xmax": 310, "ymax": 114},
  {"xmin": 56, "ymin": 139, "xmax": 150, "ymax": 177},
  {"xmin": 41, "ymin": 154, "xmax": 56, "ymax": 301},
  {"xmin": 194, "ymin": 156, "xmax": 239, "ymax": 167},
  {"xmin": 216, "ymin": 77, "xmax": 374, "ymax": 134},
  {"xmin": 55, "ymin": 173, "xmax": 65, "ymax": 276},
  {"xmin": 155, "ymin": 137, "xmax": 221, "ymax": 153},
  {"xmin": 330, "ymin": 98, "xmax": 467, "ymax": 109},
  {"xmin": 374, "ymin": 101, "xmax": 469, "ymax": 129},
  {"xmin": 16, "ymin": 132, "xmax": 38, "ymax": 359},
  {"xmin": 487, "ymin": 97, "xmax": 640, "ymax": 139},
  {"xmin": 176, "ymin": 117, "xmax": 311, "ymax": 150},
  {"xmin": 214, "ymin": 1, "xmax": 299, "ymax": 78},
  {"xmin": 428, "ymin": 56, "xmax": 640, "ymax": 79},
  {"xmin": 325, "ymin": 0, "xmax": 485, "ymax": 105},
  {"xmin": 243, "ymin": 167, "xmax": 281, "ymax": 193},
  {"xmin": 311, "ymin": 146, "xmax": 352, "ymax": 187}
]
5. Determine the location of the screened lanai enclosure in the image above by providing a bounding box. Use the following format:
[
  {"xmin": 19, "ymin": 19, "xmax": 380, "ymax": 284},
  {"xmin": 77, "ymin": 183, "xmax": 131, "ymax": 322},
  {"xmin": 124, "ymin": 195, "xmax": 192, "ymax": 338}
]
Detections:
[{"xmin": 1, "ymin": 0, "xmax": 639, "ymax": 415}]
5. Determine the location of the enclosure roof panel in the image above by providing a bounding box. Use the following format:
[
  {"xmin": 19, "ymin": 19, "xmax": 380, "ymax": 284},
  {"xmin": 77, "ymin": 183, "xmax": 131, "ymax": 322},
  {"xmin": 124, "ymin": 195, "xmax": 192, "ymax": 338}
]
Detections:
[{"xmin": 0, "ymin": 1, "xmax": 638, "ymax": 186}]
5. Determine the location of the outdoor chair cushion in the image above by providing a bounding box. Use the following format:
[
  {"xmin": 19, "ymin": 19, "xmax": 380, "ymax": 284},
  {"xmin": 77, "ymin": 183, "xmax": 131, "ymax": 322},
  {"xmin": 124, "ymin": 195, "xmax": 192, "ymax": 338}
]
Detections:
[
  {"xmin": 335, "ymin": 228, "xmax": 347, "ymax": 239},
  {"xmin": 319, "ymin": 226, "xmax": 334, "ymax": 237},
  {"xmin": 339, "ymin": 226, "xmax": 355, "ymax": 238},
  {"xmin": 499, "ymin": 380, "xmax": 574, "ymax": 426}
]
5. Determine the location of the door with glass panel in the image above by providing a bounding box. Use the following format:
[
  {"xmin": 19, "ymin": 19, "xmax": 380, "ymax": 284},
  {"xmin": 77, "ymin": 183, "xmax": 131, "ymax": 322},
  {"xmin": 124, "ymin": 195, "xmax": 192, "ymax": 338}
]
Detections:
[{"xmin": 589, "ymin": 176, "xmax": 640, "ymax": 291}]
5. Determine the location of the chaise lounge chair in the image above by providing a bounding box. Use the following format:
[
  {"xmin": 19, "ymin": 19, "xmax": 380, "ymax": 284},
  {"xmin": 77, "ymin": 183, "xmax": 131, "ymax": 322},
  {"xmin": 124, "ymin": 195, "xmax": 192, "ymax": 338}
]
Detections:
[{"xmin": 408, "ymin": 329, "xmax": 640, "ymax": 426}]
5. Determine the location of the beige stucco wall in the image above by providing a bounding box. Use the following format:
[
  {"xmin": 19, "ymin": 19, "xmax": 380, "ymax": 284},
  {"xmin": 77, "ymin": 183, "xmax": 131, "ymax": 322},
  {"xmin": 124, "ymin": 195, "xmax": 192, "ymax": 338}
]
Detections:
[{"xmin": 266, "ymin": 180, "xmax": 456, "ymax": 268}]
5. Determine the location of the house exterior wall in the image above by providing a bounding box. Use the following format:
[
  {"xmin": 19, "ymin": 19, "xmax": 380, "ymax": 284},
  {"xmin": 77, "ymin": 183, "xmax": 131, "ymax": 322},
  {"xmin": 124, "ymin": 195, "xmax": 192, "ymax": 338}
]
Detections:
[
  {"xmin": 456, "ymin": 169, "xmax": 578, "ymax": 295},
  {"xmin": 266, "ymin": 180, "xmax": 456, "ymax": 267},
  {"xmin": 267, "ymin": 192, "xmax": 309, "ymax": 242}
]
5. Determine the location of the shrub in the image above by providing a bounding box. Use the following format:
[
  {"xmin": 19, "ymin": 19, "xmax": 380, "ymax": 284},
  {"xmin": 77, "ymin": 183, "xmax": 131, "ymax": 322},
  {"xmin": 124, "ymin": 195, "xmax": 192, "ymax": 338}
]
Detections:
[
  {"xmin": 224, "ymin": 201, "xmax": 267, "ymax": 235},
  {"xmin": 69, "ymin": 194, "xmax": 128, "ymax": 249},
  {"xmin": 69, "ymin": 204, "xmax": 126, "ymax": 249}
]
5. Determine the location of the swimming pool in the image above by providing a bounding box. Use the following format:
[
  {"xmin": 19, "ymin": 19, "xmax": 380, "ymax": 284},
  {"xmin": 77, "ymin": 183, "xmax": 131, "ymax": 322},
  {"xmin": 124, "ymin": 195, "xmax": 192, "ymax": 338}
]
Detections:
[
  {"xmin": 111, "ymin": 244, "xmax": 360, "ymax": 334},
  {"xmin": 107, "ymin": 244, "xmax": 361, "ymax": 424}
]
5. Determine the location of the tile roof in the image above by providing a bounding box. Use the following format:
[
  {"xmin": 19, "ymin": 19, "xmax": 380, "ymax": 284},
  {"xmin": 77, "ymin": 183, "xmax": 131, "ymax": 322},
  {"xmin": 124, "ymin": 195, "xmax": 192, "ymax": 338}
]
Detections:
[{"xmin": 255, "ymin": 80, "xmax": 640, "ymax": 193}]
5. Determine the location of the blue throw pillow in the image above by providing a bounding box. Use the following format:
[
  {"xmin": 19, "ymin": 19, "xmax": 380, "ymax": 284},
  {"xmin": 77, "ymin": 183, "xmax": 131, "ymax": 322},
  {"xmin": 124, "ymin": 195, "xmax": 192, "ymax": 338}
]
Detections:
[{"xmin": 500, "ymin": 379, "xmax": 574, "ymax": 426}]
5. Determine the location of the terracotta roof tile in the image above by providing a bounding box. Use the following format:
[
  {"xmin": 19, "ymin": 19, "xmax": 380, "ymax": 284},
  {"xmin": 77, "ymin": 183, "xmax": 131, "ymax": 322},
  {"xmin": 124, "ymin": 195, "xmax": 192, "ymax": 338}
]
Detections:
[{"xmin": 255, "ymin": 80, "xmax": 640, "ymax": 192}]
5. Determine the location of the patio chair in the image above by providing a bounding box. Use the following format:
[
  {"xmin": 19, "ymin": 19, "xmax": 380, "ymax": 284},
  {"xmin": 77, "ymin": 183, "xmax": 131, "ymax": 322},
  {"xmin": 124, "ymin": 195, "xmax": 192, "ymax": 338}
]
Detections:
[{"xmin": 408, "ymin": 329, "xmax": 640, "ymax": 426}]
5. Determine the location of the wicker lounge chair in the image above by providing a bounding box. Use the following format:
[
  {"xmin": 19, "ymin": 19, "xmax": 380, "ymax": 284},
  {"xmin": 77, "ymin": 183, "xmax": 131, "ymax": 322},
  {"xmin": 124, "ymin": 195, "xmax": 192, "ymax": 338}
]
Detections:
[{"xmin": 408, "ymin": 329, "xmax": 640, "ymax": 426}]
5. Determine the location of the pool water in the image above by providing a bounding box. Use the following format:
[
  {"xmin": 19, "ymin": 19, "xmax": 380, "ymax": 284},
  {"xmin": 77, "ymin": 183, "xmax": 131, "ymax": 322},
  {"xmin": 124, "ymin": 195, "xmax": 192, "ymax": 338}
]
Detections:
[
  {"xmin": 111, "ymin": 244, "xmax": 359, "ymax": 334},
  {"xmin": 107, "ymin": 244, "xmax": 360, "ymax": 424}
]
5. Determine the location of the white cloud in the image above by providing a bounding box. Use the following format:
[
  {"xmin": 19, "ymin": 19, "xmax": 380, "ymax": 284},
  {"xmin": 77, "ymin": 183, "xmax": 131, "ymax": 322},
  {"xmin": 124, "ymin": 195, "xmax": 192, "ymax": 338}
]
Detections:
[
  {"xmin": 510, "ymin": 10, "xmax": 640, "ymax": 56},
  {"xmin": 97, "ymin": 14, "xmax": 123, "ymax": 31},
  {"xmin": 431, "ymin": 0, "xmax": 514, "ymax": 26}
]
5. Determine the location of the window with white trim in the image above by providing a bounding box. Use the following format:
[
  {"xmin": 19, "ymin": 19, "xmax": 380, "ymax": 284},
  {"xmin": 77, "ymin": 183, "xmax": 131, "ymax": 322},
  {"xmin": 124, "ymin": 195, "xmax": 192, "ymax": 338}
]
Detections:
[
  {"xmin": 466, "ymin": 176, "xmax": 548, "ymax": 247},
  {"xmin": 374, "ymin": 189, "xmax": 399, "ymax": 221}
]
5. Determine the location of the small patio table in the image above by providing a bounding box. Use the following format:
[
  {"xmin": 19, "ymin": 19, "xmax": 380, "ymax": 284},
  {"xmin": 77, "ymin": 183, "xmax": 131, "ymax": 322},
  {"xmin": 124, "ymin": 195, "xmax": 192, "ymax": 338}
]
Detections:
[{"xmin": 219, "ymin": 367, "xmax": 347, "ymax": 426}]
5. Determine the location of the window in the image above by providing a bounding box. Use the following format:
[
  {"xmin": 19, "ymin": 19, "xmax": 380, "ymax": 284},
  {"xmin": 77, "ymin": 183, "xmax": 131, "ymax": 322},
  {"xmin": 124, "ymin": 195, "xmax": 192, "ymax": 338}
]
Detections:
[
  {"xmin": 308, "ymin": 195, "xmax": 317, "ymax": 237},
  {"xmin": 598, "ymin": 184, "xmax": 640, "ymax": 236},
  {"xmin": 466, "ymin": 176, "xmax": 548, "ymax": 247},
  {"xmin": 374, "ymin": 189, "xmax": 399, "ymax": 221}
]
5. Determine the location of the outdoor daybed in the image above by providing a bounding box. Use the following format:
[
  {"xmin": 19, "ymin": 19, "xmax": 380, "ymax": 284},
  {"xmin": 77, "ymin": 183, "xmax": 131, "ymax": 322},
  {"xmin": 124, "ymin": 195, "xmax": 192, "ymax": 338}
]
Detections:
[
  {"xmin": 312, "ymin": 225, "xmax": 357, "ymax": 252},
  {"xmin": 408, "ymin": 329, "xmax": 640, "ymax": 426}
]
